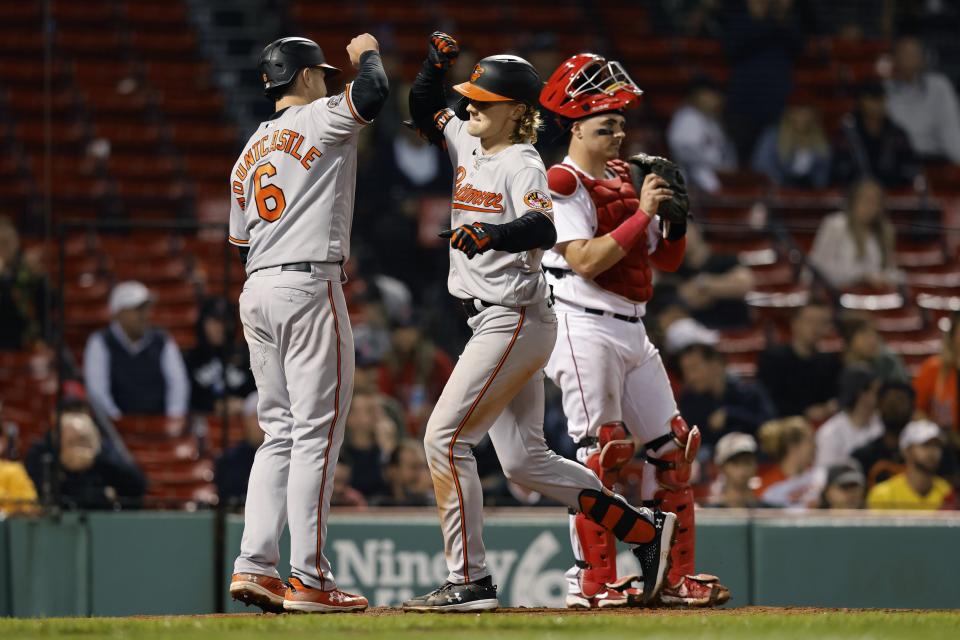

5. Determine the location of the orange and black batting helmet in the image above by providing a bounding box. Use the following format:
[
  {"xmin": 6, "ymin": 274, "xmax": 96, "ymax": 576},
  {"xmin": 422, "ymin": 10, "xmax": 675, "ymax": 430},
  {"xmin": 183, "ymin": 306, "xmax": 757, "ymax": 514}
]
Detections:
[{"xmin": 451, "ymin": 54, "xmax": 543, "ymax": 120}]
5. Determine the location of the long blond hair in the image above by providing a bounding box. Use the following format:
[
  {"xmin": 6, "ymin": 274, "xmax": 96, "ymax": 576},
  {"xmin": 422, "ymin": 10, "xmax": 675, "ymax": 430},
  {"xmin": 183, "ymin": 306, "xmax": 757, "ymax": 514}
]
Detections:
[
  {"xmin": 777, "ymin": 105, "xmax": 829, "ymax": 162},
  {"xmin": 845, "ymin": 179, "xmax": 895, "ymax": 267},
  {"xmin": 511, "ymin": 105, "xmax": 543, "ymax": 145},
  {"xmin": 758, "ymin": 417, "xmax": 813, "ymax": 463}
]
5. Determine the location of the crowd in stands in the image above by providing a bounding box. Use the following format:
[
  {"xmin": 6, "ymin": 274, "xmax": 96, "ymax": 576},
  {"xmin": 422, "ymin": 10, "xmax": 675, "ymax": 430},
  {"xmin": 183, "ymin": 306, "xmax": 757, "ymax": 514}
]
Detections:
[{"xmin": 4, "ymin": 1, "xmax": 960, "ymax": 516}]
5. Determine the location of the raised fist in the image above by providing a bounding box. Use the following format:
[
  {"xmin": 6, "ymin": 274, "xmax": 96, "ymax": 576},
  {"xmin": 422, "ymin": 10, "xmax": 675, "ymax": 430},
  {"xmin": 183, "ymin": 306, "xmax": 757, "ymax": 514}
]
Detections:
[
  {"xmin": 428, "ymin": 31, "xmax": 459, "ymax": 70},
  {"xmin": 347, "ymin": 33, "xmax": 379, "ymax": 67}
]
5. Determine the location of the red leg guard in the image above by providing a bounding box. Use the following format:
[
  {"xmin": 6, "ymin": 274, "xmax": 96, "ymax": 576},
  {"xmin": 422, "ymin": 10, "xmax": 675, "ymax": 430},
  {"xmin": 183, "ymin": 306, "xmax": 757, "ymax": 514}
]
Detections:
[
  {"xmin": 645, "ymin": 415, "xmax": 701, "ymax": 584},
  {"xmin": 573, "ymin": 512, "xmax": 618, "ymax": 597},
  {"xmin": 573, "ymin": 422, "xmax": 639, "ymax": 596}
]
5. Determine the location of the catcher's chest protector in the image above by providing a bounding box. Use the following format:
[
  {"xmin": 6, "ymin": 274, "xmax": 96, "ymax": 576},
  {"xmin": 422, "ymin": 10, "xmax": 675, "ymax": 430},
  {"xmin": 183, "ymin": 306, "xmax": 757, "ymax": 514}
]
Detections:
[{"xmin": 568, "ymin": 159, "xmax": 655, "ymax": 303}]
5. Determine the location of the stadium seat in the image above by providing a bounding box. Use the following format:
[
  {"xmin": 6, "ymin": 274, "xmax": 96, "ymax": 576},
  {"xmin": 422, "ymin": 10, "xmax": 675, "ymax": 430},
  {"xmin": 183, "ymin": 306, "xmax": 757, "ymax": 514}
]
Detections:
[{"xmin": 115, "ymin": 416, "xmax": 187, "ymax": 438}]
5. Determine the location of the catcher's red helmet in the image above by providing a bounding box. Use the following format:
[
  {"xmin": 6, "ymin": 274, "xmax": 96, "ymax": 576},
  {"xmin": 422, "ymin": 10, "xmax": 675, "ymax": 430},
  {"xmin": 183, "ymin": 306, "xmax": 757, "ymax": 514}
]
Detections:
[{"xmin": 539, "ymin": 53, "xmax": 642, "ymax": 119}]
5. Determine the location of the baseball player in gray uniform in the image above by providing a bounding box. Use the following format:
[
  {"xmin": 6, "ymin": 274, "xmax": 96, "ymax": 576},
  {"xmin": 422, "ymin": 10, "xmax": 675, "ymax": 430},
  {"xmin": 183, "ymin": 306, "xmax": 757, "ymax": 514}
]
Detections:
[
  {"xmin": 402, "ymin": 32, "xmax": 677, "ymax": 613},
  {"xmin": 227, "ymin": 34, "xmax": 388, "ymax": 614}
]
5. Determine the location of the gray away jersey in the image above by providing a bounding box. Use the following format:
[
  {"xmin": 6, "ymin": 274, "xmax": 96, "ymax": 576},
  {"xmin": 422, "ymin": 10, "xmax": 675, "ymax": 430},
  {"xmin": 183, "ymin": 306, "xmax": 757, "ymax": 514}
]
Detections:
[
  {"xmin": 441, "ymin": 112, "xmax": 554, "ymax": 307},
  {"xmin": 228, "ymin": 84, "xmax": 370, "ymax": 273}
]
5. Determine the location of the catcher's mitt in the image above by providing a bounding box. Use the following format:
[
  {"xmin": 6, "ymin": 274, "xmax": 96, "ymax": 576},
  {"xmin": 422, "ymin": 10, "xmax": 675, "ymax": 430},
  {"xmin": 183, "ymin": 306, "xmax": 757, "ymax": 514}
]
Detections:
[{"xmin": 627, "ymin": 153, "xmax": 690, "ymax": 224}]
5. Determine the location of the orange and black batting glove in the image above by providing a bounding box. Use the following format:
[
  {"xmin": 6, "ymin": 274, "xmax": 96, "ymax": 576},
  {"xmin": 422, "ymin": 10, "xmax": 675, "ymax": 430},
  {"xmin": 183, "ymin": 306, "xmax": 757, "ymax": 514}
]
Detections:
[
  {"xmin": 428, "ymin": 31, "xmax": 459, "ymax": 70},
  {"xmin": 439, "ymin": 222, "xmax": 500, "ymax": 259}
]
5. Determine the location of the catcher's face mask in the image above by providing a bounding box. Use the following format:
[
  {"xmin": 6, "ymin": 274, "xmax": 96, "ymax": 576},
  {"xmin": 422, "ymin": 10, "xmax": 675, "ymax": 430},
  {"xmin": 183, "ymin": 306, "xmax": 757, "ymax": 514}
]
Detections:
[{"xmin": 540, "ymin": 53, "xmax": 642, "ymax": 119}]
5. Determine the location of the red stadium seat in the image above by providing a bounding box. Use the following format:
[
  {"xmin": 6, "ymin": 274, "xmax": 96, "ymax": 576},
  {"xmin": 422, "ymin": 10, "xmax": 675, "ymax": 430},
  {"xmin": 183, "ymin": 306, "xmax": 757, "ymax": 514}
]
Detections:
[
  {"xmin": 115, "ymin": 416, "xmax": 188, "ymax": 438},
  {"xmin": 131, "ymin": 32, "xmax": 198, "ymax": 56}
]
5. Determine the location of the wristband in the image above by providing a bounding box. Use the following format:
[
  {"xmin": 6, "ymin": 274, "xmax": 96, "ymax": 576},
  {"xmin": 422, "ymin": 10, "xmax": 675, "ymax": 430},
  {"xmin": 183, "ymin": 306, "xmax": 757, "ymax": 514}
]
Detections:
[{"xmin": 609, "ymin": 211, "xmax": 652, "ymax": 251}]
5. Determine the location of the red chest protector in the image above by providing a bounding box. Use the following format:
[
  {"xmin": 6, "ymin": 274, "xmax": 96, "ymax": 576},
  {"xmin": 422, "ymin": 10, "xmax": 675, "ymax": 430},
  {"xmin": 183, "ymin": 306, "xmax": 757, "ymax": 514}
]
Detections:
[{"xmin": 566, "ymin": 159, "xmax": 654, "ymax": 303}]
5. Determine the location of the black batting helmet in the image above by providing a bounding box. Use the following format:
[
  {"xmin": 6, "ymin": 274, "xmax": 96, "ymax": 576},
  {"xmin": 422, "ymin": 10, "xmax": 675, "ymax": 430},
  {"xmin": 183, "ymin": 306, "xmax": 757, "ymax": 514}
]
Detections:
[
  {"xmin": 258, "ymin": 37, "xmax": 341, "ymax": 97},
  {"xmin": 452, "ymin": 55, "xmax": 543, "ymax": 120}
]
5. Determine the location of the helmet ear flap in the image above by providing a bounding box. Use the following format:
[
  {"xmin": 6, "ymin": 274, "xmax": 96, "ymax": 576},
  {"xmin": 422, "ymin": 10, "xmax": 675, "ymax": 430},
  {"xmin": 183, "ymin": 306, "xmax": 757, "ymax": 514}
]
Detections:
[{"xmin": 454, "ymin": 97, "xmax": 470, "ymax": 121}]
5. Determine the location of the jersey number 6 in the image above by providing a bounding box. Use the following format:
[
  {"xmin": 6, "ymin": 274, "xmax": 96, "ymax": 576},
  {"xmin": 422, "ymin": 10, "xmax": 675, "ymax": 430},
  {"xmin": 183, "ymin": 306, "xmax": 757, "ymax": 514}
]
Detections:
[{"xmin": 254, "ymin": 162, "xmax": 287, "ymax": 222}]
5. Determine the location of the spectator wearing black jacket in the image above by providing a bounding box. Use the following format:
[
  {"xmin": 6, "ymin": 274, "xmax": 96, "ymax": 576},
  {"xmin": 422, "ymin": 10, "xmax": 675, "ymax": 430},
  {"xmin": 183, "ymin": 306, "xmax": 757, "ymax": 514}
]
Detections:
[
  {"xmin": 184, "ymin": 297, "xmax": 255, "ymax": 415},
  {"xmin": 757, "ymin": 302, "xmax": 840, "ymax": 421},
  {"xmin": 25, "ymin": 410, "xmax": 146, "ymax": 510},
  {"xmin": 677, "ymin": 343, "xmax": 776, "ymax": 447},
  {"xmin": 832, "ymin": 81, "xmax": 919, "ymax": 189}
]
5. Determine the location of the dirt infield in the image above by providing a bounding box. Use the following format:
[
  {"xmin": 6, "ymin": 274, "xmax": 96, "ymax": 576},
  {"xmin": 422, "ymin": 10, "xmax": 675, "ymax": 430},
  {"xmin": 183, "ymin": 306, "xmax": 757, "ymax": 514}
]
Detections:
[{"xmin": 140, "ymin": 605, "xmax": 947, "ymax": 619}]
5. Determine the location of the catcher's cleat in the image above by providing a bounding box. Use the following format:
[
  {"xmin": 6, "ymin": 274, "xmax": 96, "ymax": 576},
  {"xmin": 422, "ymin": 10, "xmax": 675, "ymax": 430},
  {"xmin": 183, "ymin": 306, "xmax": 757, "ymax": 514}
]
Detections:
[
  {"xmin": 631, "ymin": 510, "xmax": 677, "ymax": 604},
  {"xmin": 565, "ymin": 586, "xmax": 629, "ymax": 609},
  {"xmin": 282, "ymin": 577, "xmax": 368, "ymax": 613},
  {"xmin": 229, "ymin": 573, "xmax": 287, "ymax": 613},
  {"xmin": 402, "ymin": 576, "xmax": 499, "ymax": 613},
  {"xmin": 658, "ymin": 574, "xmax": 730, "ymax": 607},
  {"xmin": 607, "ymin": 575, "xmax": 646, "ymax": 607}
]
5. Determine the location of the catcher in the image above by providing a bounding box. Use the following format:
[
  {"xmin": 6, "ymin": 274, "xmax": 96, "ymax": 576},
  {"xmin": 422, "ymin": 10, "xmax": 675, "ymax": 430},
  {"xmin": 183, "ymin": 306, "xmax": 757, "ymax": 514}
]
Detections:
[{"xmin": 539, "ymin": 54, "xmax": 730, "ymax": 608}]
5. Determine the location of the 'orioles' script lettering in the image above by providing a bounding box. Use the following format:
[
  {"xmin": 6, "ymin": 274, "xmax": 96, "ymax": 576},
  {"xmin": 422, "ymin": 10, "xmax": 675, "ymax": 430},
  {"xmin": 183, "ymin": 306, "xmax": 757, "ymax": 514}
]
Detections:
[
  {"xmin": 231, "ymin": 128, "xmax": 322, "ymax": 210},
  {"xmin": 452, "ymin": 166, "xmax": 504, "ymax": 214}
]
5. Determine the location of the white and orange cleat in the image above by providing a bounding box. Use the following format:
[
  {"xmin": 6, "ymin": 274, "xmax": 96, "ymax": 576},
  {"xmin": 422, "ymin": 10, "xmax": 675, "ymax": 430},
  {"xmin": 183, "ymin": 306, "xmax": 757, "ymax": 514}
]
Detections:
[
  {"xmin": 229, "ymin": 573, "xmax": 287, "ymax": 613},
  {"xmin": 282, "ymin": 577, "xmax": 368, "ymax": 613}
]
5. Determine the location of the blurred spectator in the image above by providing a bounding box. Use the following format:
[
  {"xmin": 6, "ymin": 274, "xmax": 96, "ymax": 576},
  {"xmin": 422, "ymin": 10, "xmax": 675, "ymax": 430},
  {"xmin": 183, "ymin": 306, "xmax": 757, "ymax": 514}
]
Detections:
[
  {"xmin": 652, "ymin": 295, "xmax": 720, "ymax": 356},
  {"xmin": 706, "ymin": 432, "xmax": 769, "ymax": 508},
  {"xmin": 867, "ymin": 420, "xmax": 957, "ymax": 510},
  {"xmin": 0, "ymin": 216, "xmax": 48, "ymax": 350},
  {"xmin": 666, "ymin": 224, "xmax": 755, "ymax": 329},
  {"xmin": 214, "ymin": 392, "xmax": 261, "ymax": 507},
  {"xmin": 677, "ymin": 343, "xmax": 776, "ymax": 445},
  {"xmin": 372, "ymin": 440, "xmax": 434, "ymax": 506},
  {"xmin": 667, "ymin": 75, "xmax": 738, "ymax": 193},
  {"xmin": 815, "ymin": 365, "xmax": 883, "ymax": 469},
  {"xmin": 184, "ymin": 298, "xmax": 255, "ymax": 415},
  {"xmin": 331, "ymin": 460, "xmax": 367, "ymax": 508},
  {"xmin": 0, "ymin": 423, "xmax": 36, "ymax": 515},
  {"xmin": 818, "ymin": 460, "xmax": 867, "ymax": 509},
  {"xmin": 831, "ymin": 81, "xmax": 919, "ymax": 188},
  {"xmin": 851, "ymin": 380, "xmax": 916, "ymax": 487},
  {"xmin": 756, "ymin": 416, "xmax": 821, "ymax": 507},
  {"xmin": 25, "ymin": 410, "xmax": 146, "ymax": 510},
  {"xmin": 379, "ymin": 314, "xmax": 454, "ymax": 437},
  {"xmin": 756, "ymin": 302, "xmax": 840, "ymax": 421},
  {"xmin": 83, "ymin": 281, "xmax": 190, "ymax": 419},
  {"xmin": 343, "ymin": 386, "xmax": 398, "ymax": 497},
  {"xmin": 853, "ymin": 380, "xmax": 960, "ymax": 489},
  {"xmin": 913, "ymin": 311, "xmax": 960, "ymax": 432},
  {"xmin": 838, "ymin": 313, "xmax": 909, "ymax": 383},
  {"xmin": 884, "ymin": 36, "xmax": 960, "ymax": 164},
  {"xmin": 723, "ymin": 0, "xmax": 804, "ymax": 161},
  {"xmin": 751, "ymin": 104, "xmax": 831, "ymax": 188},
  {"xmin": 808, "ymin": 180, "xmax": 904, "ymax": 290}
]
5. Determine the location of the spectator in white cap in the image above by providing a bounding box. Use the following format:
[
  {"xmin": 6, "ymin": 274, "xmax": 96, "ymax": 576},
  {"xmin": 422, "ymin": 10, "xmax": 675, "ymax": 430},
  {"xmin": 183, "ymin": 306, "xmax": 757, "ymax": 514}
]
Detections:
[
  {"xmin": 706, "ymin": 432, "xmax": 769, "ymax": 508},
  {"xmin": 867, "ymin": 420, "xmax": 957, "ymax": 511},
  {"xmin": 82, "ymin": 281, "xmax": 190, "ymax": 420}
]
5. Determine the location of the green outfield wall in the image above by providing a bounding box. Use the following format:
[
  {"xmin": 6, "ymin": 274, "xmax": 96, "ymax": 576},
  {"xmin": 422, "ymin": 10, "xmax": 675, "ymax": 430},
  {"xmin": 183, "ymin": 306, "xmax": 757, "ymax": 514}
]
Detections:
[{"xmin": 1, "ymin": 510, "xmax": 957, "ymax": 616}]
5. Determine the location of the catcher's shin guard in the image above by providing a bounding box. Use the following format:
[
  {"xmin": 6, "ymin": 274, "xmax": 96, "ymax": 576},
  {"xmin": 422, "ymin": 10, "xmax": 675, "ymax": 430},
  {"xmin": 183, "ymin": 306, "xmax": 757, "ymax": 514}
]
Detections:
[
  {"xmin": 577, "ymin": 489, "xmax": 655, "ymax": 545},
  {"xmin": 572, "ymin": 508, "xmax": 618, "ymax": 598},
  {"xmin": 573, "ymin": 422, "xmax": 637, "ymax": 596},
  {"xmin": 643, "ymin": 415, "xmax": 700, "ymax": 582}
]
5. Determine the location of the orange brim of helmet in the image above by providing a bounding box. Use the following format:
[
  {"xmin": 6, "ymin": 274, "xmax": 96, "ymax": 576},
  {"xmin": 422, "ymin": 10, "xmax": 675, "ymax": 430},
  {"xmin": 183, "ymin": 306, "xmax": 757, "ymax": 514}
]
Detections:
[{"xmin": 453, "ymin": 81, "xmax": 513, "ymax": 102}]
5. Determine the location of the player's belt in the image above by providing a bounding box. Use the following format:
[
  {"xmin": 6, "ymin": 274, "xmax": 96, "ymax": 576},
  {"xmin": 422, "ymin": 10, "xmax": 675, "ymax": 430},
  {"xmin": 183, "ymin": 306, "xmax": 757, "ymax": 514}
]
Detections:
[
  {"xmin": 583, "ymin": 306, "xmax": 640, "ymax": 323},
  {"xmin": 279, "ymin": 262, "xmax": 313, "ymax": 272},
  {"xmin": 459, "ymin": 298, "xmax": 495, "ymax": 318}
]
